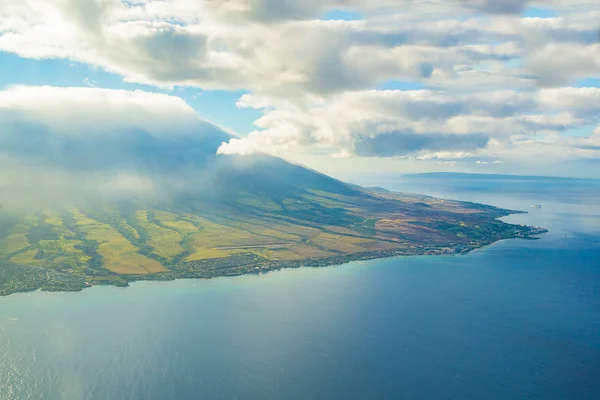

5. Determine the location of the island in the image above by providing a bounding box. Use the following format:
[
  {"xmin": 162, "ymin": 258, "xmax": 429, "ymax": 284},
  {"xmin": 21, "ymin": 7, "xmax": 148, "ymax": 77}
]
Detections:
[{"xmin": 0, "ymin": 179, "xmax": 546, "ymax": 296}]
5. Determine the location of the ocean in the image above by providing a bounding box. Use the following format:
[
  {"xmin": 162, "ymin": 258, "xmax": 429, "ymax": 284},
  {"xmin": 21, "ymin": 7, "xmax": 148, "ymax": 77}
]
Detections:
[{"xmin": 1, "ymin": 174, "xmax": 599, "ymax": 400}]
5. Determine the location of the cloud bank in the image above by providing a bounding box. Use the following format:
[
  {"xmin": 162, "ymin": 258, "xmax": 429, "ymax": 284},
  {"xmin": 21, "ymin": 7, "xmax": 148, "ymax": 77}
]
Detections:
[
  {"xmin": 1, "ymin": 0, "xmax": 599, "ymax": 176},
  {"xmin": 0, "ymin": 86, "xmax": 231, "ymax": 210}
]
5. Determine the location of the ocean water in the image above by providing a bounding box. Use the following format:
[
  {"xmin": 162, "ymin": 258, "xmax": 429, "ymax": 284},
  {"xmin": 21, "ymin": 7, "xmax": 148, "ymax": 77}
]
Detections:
[{"xmin": 1, "ymin": 175, "xmax": 599, "ymax": 400}]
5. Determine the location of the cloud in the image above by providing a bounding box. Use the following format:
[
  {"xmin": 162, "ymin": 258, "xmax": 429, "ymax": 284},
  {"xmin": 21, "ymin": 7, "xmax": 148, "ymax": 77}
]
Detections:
[
  {"xmin": 0, "ymin": 0, "xmax": 543, "ymax": 94},
  {"xmin": 0, "ymin": 85, "xmax": 201, "ymax": 137},
  {"xmin": 83, "ymin": 77, "xmax": 97, "ymax": 87},
  {"xmin": 218, "ymin": 87, "xmax": 600, "ymax": 168},
  {"xmin": 1, "ymin": 1, "xmax": 597, "ymax": 95},
  {"xmin": 461, "ymin": 0, "xmax": 527, "ymax": 15},
  {"xmin": 1, "ymin": 0, "xmax": 599, "ymax": 176},
  {"xmin": 525, "ymin": 43, "xmax": 600, "ymax": 87},
  {"xmin": 538, "ymin": 87, "xmax": 600, "ymax": 117},
  {"xmin": 0, "ymin": 85, "xmax": 232, "ymax": 210},
  {"xmin": 217, "ymin": 89, "xmax": 534, "ymax": 154},
  {"xmin": 354, "ymin": 132, "xmax": 491, "ymax": 157}
]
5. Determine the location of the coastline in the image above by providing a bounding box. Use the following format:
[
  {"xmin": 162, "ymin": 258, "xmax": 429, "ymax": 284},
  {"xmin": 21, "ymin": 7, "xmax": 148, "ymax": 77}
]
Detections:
[{"xmin": 0, "ymin": 223, "xmax": 548, "ymax": 297}]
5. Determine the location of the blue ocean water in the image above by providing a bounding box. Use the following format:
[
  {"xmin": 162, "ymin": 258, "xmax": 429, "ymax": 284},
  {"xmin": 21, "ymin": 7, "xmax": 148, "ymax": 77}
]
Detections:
[{"xmin": 1, "ymin": 175, "xmax": 599, "ymax": 400}]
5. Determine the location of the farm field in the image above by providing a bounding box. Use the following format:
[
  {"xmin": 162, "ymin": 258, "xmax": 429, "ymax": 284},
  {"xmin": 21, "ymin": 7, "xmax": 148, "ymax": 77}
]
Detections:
[{"xmin": 0, "ymin": 186, "xmax": 545, "ymax": 296}]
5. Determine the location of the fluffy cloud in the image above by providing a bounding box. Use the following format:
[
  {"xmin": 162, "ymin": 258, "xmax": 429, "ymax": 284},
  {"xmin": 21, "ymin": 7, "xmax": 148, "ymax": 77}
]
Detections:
[
  {"xmin": 0, "ymin": 85, "xmax": 201, "ymax": 137},
  {"xmin": 539, "ymin": 87, "xmax": 600, "ymax": 116},
  {"xmin": 218, "ymin": 88, "xmax": 599, "ymax": 162},
  {"xmin": 0, "ymin": 0, "xmax": 547, "ymax": 94},
  {"xmin": 1, "ymin": 0, "xmax": 595, "ymax": 99},
  {"xmin": 0, "ymin": 85, "xmax": 232, "ymax": 210},
  {"xmin": 1, "ymin": 0, "xmax": 599, "ymax": 175}
]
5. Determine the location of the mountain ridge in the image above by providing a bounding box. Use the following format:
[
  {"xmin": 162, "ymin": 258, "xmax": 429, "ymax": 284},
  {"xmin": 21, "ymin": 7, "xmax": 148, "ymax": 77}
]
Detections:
[{"xmin": 0, "ymin": 124, "xmax": 547, "ymax": 296}]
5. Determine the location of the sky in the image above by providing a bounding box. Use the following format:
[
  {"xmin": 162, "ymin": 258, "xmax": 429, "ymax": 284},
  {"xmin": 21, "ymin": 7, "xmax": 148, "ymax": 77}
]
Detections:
[{"xmin": 1, "ymin": 0, "xmax": 600, "ymax": 179}]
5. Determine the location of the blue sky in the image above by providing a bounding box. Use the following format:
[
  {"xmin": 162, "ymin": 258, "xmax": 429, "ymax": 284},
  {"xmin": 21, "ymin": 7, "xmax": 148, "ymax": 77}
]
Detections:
[
  {"xmin": 523, "ymin": 7, "xmax": 558, "ymax": 18},
  {"xmin": 0, "ymin": 50, "xmax": 441, "ymax": 136},
  {"xmin": 321, "ymin": 9, "xmax": 363, "ymax": 21},
  {"xmin": 0, "ymin": 6, "xmax": 371, "ymax": 137},
  {"xmin": 0, "ymin": 52, "xmax": 261, "ymax": 135}
]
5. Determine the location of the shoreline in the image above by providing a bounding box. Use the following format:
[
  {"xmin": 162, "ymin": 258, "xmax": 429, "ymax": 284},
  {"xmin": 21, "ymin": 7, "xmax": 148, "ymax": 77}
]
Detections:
[{"xmin": 0, "ymin": 224, "xmax": 548, "ymax": 297}]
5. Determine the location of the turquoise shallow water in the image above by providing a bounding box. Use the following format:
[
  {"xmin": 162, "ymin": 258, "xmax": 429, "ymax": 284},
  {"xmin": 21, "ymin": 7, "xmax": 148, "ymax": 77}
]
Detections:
[{"xmin": 1, "ymin": 175, "xmax": 599, "ymax": 400}]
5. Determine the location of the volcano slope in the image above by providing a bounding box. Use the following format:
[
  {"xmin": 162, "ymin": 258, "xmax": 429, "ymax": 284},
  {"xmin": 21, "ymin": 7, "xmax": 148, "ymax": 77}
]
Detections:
[{"xmin": 0, "ymin": 119, "xmax": 545, "ymax": 296}]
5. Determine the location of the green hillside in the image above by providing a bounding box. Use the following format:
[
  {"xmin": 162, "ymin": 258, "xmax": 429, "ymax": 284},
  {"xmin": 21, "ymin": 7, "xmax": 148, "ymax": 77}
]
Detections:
[
  {"xmin": 0, "ymin": 122, "xmax": 547, "ymax": 296},
  {"xmin": 0, "ymin": 182, "xmax": 546, "ymax": 296}
]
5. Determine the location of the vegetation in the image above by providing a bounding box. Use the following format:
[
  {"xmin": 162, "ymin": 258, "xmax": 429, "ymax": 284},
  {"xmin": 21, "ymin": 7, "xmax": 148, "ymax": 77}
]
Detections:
[{"xmin": 0, "ymin": 185, "xmax": 547, "ymax": 296}]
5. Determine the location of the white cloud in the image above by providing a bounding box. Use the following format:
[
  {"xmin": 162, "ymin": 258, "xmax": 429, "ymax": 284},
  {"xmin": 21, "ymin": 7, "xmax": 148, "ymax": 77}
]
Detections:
[
  {"xmin": 1, "ymin": 1, "xmax": 596, "ymax": 95},
  {"xmin": 1, "ymin": 0, "xmax": 599, "ymax": 176},
  {"xmin": 0, "ymin": 85, "xmax": 232, "ymax": 210},
  {"xmin": 0, "ymin": 85, "xmax": 201, "ymax": 137},
  {"xmin": 539, "ymin": 87, "xmax": 600, "ymax": 115},
  {"xmin": 0, "ymin": 0, "xmax": 538, "ymax": 94},
  {"xmin": 219, "ymin": 88, "xmax": 600, "ymax": 162}
]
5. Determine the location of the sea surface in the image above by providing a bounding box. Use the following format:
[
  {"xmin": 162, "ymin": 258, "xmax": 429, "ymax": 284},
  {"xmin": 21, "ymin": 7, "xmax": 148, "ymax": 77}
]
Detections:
[{"xmin": 1, "ymin": 174, "xmax": 599, "ymax": 400}]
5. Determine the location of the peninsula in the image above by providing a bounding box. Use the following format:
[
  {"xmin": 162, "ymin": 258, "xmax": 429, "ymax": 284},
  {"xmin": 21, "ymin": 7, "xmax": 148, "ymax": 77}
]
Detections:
[
  {"xmin": 0, "ymin": 172, "xmax": 546, "ymax": 296},
  {"xmin": 0, "ymin": 114, "xmax": 547, "ymax": 296}
]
